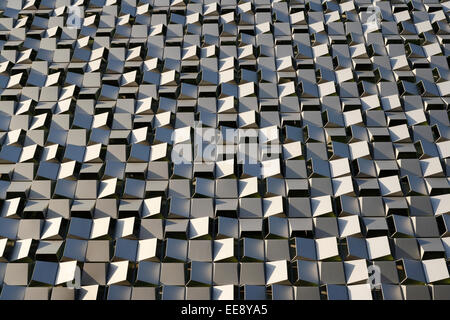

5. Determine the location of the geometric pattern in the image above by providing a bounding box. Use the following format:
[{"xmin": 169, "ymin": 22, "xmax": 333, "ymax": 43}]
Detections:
[{"xmin": 0, "ymin": 0, "xmax": 449, "ymax": 300}]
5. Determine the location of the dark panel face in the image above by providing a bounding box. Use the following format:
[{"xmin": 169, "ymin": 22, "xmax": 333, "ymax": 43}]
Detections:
[{"xmin": 0, "ymin": 0, "xmax": 448, "ymax": 301}]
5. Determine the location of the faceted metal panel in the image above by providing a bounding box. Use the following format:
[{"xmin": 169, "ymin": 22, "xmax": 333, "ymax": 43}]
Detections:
[{"xmin": 0, "ymin": 0, "xmax": 448, "ymax": 301}]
